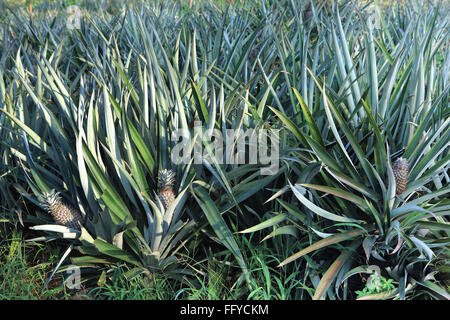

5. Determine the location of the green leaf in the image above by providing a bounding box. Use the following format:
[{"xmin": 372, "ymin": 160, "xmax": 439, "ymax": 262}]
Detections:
[
  {"xmin": 300, "ymin": 183, "xmax": 368, "ymax": 209},
  {"xmin": 81, "ymin": 141, "xmax": 132, "ymax": 223},
  {"xmin": 193, "ymin": 185, "xmax": 249, "ymax": 282},
  {"xmin": 127, "ymin": 118, "xmax": 155, "ymax": 174},
  {"xmin": 413, "ymin": 221, "xmax": 450, "ymax": 232},
  {"xmin": 93, "ymin": 238, "xmax": 142, "ymax": 267},
  {"xmin": 313, "ymin": 243, "xmax": 357, "ymax": 300},
  {"xmin": 191, "ymin": 80, "xmax": 209, "ymax": 123},
  {"xmin": 268, "ymin": 106, "xmax": 308, "ymax": 147},
  {"xmin": 416, "ymin": 280, "xmax": 450, "ymax": 300},
  {"xmin": 290, "ymin": 182, "xmax": 360, "ymax": 223},
  {"xmin": 261, "ymin": 225, "xmax": 298, "ymax": 242},
  {"xmin": 356, "ymin": 289, "xmax": 397, "ymax": 300},
  {"xmin": 237, "ymin": 213, "xmax": 288, "ymax": 234},
  {"xmin": 292, "ymin": 87, "xmax": 324, "ymax": 146},
  {"xmin": 309, "ymin": 70, "xmax": 376, "ymax": 186},
  {"xmin": 278, "ymin": 228, "xmax": 367, "ymax": 267}
]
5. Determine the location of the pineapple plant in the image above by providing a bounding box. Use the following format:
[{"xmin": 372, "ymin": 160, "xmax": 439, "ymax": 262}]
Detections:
[
  {"xmin": 392, "ymin": 157, "xmax": 408, "ymax": 195},
  {"xmin": 39, "ymin": 190, "xmax": 83, "ymax": 230},
  {"xmin": 158, "ymin": 169, "xmax": 177, "ymax": 210},
  {"xmin": 0, "ymin": 0, "xmax": 445, "ymax": 299}
]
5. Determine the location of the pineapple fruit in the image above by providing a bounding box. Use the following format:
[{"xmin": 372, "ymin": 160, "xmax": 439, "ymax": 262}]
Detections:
[
  {"xmin": 158, "ymin": 169, "xmax": 176, "ymax": 210},
  {"xmin": 393, "ymin": 157, "xmax": 408, "ymax": 195},
  {"xmin": 39, "ymin": 190, "xmax": 83, "ymax": 230}
]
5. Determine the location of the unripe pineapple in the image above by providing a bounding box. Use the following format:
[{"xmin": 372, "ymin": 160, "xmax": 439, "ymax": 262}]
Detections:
[
  {"xmin": 393, "ymin": 157, "xmax": 408, "ymax": 195},
  {"xmin": 39, "ymin": 190, "xmax": 83, "ymax": 230},
  {"xmin": 158, "ymin": 169, "xmax": 176, "ymax": 210}
]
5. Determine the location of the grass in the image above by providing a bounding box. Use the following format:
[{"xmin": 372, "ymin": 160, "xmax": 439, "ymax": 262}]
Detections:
[
  {"xmin": 0, "ymin": 225, "xmax": 66, "ymax": 299},
  {"xmin": 0, "ymin": 220, "xmax": 182, "ymax": 300},
  {"xmin": 86, "ymin": 265, "xmax": 181, "ymax": 300},
  {"xmin": 80, "ymin": 230, "xmax": 310, "ymax": 300},
  {"xmin": 0, "ymin": 217, "xmax": 309, "ymax": 300},
  {"xmin": 0, "ymin": 0, "xmax": 448, "ymax": 300}
]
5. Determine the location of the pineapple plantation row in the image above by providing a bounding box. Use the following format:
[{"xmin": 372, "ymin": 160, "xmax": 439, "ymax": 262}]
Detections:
[{"xmin": 0, "ymin": 0, "xmax": 449, "ymax": 299}]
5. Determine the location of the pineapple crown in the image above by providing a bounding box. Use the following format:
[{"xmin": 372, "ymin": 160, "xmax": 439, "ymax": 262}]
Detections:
[
  {"xmin": 158, "ymin": 169, "xmax": 176, "ymax": 190},
  {"xmin": 393, "ymin": 157, "xmax": 408, "ymax": 170},
  {"xmin": 392, "ymin": 157, "xmax": 408, "ymax": 174},
  {"xmin": 39, "ymin": 189, "xmax": 62, "ymax": 210}
]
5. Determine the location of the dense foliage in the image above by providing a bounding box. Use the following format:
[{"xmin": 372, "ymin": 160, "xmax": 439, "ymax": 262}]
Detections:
[{"xmin": 0, "ymin": 0, "xmax": 448, "ymax": 299}]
